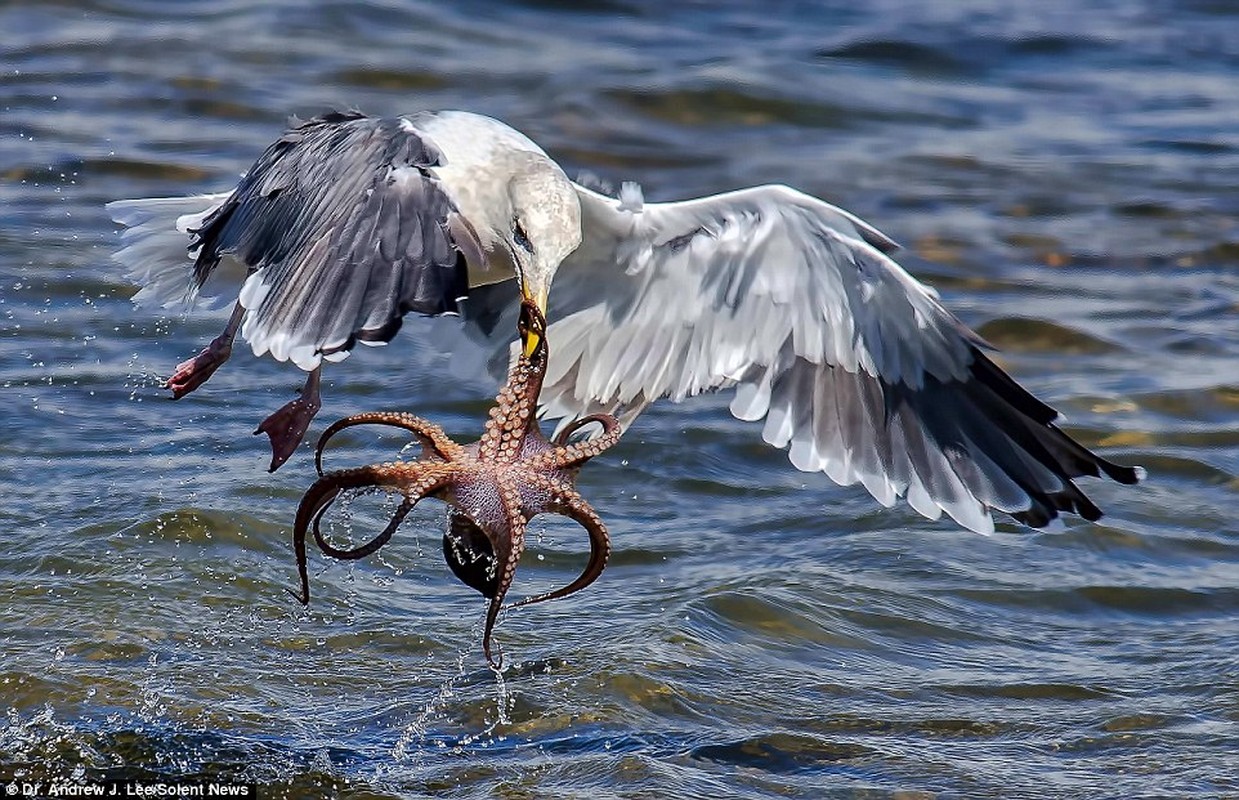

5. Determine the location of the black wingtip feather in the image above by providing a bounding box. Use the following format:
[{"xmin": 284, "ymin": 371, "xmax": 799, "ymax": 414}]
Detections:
[
  {"xmin": 969, "ymin": 350, "xmax": 1059, "ymax": 426},
  {"xmin": 953, "ymin": 345, "xmax": 1141, "ymax": 527}
]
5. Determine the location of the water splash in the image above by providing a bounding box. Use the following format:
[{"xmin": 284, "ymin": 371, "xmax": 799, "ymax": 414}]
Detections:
[
  {"xmin": 390, "ymin": 644, "xmax": 470, "ymax": 763},
  {"xmin": 389, "ymin": 610, "xmax": 517, "ymax": 767}
]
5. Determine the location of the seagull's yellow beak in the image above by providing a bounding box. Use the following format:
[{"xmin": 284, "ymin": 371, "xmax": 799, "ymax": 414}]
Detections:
[{"xmin": 519, "ymin": 283, "xmax": 548, "ymax": 358}]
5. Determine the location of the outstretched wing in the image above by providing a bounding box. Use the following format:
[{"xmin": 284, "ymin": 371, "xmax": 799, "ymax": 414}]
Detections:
[
  {"xmin": 188, "ymin": 111, "xmax": 477, "ymax": 370},
  {"xmin": 471, "ymin": 182, "xmax": 1141, "ymax": 533}
]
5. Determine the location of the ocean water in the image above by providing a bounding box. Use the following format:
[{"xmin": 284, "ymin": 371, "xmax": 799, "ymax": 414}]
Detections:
[{"xmin": 2, "ymin": 1, "xmax": 1238, "ymax": 797}]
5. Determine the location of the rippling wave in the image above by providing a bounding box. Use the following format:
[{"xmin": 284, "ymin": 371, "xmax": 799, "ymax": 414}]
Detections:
[{"xmin": 2, "ymin": 0, "xmax": 1238, "ymax": 797}]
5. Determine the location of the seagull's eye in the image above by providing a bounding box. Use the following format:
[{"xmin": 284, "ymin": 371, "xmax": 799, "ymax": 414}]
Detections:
[{"xmin": 512, "ymin": 219, "xmax": 534, "ymax": 253}]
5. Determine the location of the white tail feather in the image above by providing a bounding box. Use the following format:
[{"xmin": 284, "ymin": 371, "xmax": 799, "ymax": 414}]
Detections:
[{"xmin": 106, "ymin": 192, "xmax": 238, "ymax": 310}]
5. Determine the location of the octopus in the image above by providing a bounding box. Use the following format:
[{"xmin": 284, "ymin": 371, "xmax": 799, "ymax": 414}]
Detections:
[{"xmin": 290, "ymin": 299, "xmax": 622, "ymax": 668}]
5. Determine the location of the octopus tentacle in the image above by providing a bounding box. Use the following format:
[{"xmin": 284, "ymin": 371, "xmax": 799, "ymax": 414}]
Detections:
[
  {"xmin": 509, "ymin": 484, "xmax": 611, "ymax": 612},
  {"xmin": 482, "ymin": 478, "xmax": 529, "ymax": 670},
  {"xmin": 535, "ymin": 413, "xmax": 622, "ymax": 471},
  {"xmin": 476, "ymin": 301, "xmax": 549, "ymax": 464},
  {"xmin": 315, "ymin": 411, "xmax": 464, "ymax": 475},
  {"xmin": 291, "ymin": 462, "xmax": 455, "ymax": 604},
  {"xmin": 477, "ymin": 373, "xmax": 538, "ymax": 464},
  {"xmin": 552, "ymin": 414, "xmax": 617, "ymax": 447},
  {"xmin": 314, "ymin": 497, "xmax": 413, "ymax": 561}
]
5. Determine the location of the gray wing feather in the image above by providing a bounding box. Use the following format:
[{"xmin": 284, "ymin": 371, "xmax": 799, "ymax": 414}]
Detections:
[
  {"xmin": 469, "ymin": 182, "xmax": 1140, "ymax": 532},
  {"xmin": 191, "ymin": 111, "xmax": 471, "ymax": 369}
]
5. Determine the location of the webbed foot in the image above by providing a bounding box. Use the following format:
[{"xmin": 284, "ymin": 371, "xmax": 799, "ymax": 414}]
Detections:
[{"xmin": 256, "ymin": 368, "xmax": 322, "ymax": 472}]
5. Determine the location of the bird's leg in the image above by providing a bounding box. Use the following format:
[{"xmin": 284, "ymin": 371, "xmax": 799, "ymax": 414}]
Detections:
[
  {"xmin": 510, "ymin": 486, "xmax": 611, "ymax": 611},
  {"xmin": 315, "ymin": 411, "xmax": 465, "ymax": 475},
  {"xmin": 291, "ymin": 461, "xmax": 453, "ymax": 605},
  {"xmin": 256, "ymin": 366, "xmax": 322, "ymax": 472},
  {"xmin": 165, "ymin": 302, "xmax": 243, "ymax": 399}
]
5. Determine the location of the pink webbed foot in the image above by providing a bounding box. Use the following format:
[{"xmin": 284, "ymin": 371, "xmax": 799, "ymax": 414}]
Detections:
[
  {"xmin": 165, "ymin": 303, "xmax": 243, "ymax": 400},
  {"xmin": 166, "ymin": 336, "xmax": 232, "ymax": 399},
  {"xmin": 256, "ymin": 368, "xmax": 322, "ymax": 472}
]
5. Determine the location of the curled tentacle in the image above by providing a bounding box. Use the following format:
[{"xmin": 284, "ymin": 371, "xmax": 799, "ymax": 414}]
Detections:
[
  {"xmin": 291, "ymin": 461, "xmax": 454, "ymax": 605},
  {"xmin": 552, "ymin": 413, "xmax": 616, "ymax": 446},
  {"xmin": 315, "ymin": 411, "xmax": 463, "ymax": 476},
  {"xmin": 539, "ymin": 413, "xmax": 623, "ymax": 471},
  {"xmin": 315, "ymin": 497, "xmax": 413, "ymax": 561},
  {"xmin": 509, "ymin": 488, "xmax": 611, "ymax": 611}
]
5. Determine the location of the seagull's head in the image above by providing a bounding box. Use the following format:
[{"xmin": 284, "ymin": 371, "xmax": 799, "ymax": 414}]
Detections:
[{"xmin": 505, "ymin": 162, "xmax": 582, "ymax": 355}]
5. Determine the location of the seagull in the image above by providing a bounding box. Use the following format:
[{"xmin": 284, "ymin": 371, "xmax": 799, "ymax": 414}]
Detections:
[{"xmin": 108, "ymin": 109, "xmax": 1142, "ymax": 533}]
